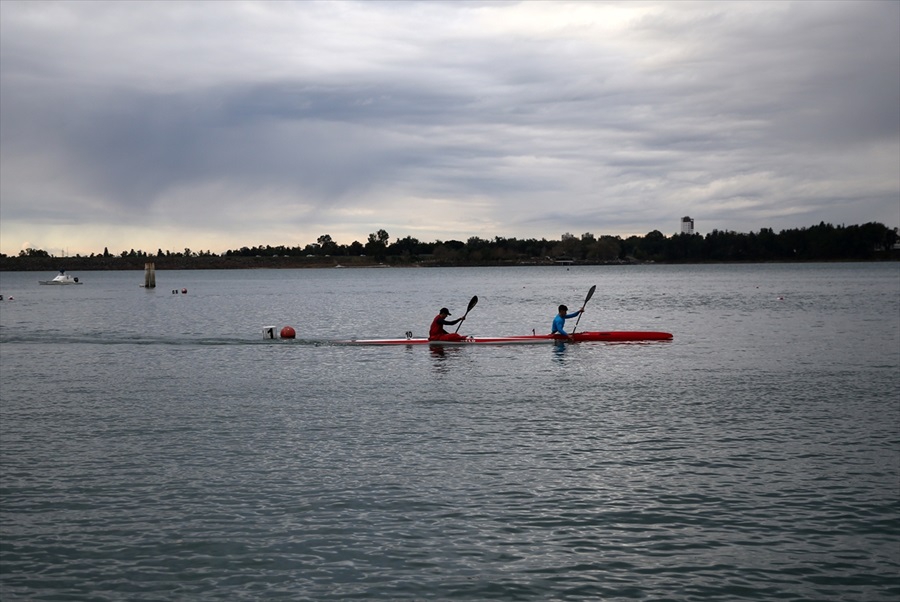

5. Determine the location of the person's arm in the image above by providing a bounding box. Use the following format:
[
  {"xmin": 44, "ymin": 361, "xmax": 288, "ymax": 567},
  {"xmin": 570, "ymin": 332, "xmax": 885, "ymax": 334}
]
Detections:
[{"xmin": 446, "ymin": 317, "xmax": 464, "ymax": 326}]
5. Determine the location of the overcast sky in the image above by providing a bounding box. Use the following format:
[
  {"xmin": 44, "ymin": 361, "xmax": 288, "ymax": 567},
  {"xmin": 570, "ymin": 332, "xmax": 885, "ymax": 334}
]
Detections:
[{"xmin": 1, "ymin": 0, "xmax": 898, "ymax": 256}]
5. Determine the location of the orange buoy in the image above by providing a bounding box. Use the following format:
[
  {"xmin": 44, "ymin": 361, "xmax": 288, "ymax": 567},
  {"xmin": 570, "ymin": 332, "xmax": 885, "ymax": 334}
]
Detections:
[
  {"xmin": 181, "ymin": 288, "xmax": 187, "ymax": 294},
  {"xmin": 280, "ymin": 326, "xmax": 296, "ymax": 339}
]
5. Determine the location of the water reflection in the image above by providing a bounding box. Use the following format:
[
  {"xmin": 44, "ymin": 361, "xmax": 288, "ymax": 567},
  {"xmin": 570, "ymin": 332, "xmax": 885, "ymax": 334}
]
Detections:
[
  {"xmin": 552, "ymin": 341, "xmax": 568, "ymax": 361},
  {"xmin": 428, "ymin": 344, "xmax": 464, "ymax": 372}
]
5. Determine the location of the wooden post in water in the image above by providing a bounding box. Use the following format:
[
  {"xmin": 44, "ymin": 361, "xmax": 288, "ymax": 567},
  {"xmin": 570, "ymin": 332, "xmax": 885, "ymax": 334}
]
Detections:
[{"xmin": 144, "ymin": 262, "xmax": 156, "ymax": 288}]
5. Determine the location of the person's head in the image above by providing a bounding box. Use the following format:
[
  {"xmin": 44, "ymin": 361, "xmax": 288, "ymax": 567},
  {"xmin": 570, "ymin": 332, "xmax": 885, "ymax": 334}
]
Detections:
[
  {"xmin": 558, "ymin": 304, "xmax": 568, "ymax": 315},
  {"xmin": 439, "ymin": 307, "xmax": 451, "ymax": 316}
]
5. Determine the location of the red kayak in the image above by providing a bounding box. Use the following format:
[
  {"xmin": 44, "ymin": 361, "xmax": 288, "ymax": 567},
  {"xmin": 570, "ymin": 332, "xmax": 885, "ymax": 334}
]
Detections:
[{"xmin": 334, "ymin": 331, "xmax": 673, "ymax": 346}]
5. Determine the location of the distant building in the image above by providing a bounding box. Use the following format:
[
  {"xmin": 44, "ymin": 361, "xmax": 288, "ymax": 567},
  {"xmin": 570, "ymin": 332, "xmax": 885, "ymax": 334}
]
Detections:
[{"xmin": 681, "ymin": 216, "xmax": 695, "ymax": 235}]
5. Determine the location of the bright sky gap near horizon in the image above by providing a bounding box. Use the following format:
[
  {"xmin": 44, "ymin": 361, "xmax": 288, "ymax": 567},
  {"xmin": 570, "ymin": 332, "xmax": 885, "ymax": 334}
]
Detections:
[{"xmin": 1, "ymin": 1, "xmax": 898, "ymax": 257}]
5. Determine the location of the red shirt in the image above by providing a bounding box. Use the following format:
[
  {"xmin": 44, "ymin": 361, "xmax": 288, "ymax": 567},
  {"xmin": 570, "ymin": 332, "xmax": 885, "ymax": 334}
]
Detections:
[{"xmin": 429, "ymin": 314, "xmax": 449, "ymax": 339}]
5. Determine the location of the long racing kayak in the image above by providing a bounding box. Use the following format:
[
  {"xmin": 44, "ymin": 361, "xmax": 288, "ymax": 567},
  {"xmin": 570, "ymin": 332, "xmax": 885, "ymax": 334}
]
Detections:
[{"xmin": 334, "ymin": 331, "xmax": 673, "ymax": 346}]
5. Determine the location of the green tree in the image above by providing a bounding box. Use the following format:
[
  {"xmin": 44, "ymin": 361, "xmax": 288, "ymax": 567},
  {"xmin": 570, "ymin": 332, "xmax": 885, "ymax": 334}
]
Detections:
[
  {"xmin": 18, "ymin": 247, "xmax": 50, "ymax": 257},
  {"xmin": 317, "ymin": 234, "xmax": 338, "ymax": 255},
  {"xmin": 640, "ymin": 230, "xmax": 666, "ymax": 260},
  {"xmin": 365, "ymin": 229, "xmax": 390, "ymax": 259}
]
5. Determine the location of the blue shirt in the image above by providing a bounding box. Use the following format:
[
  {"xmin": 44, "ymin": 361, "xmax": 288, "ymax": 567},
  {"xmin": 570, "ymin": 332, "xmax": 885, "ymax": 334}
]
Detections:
[{"xmin": 551, "ymin": 311, "xmax": 581, "ymax": 336}]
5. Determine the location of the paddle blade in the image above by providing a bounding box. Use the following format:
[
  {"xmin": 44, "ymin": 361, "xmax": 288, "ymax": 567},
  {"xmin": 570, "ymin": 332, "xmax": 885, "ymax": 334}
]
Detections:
[
  {"xmin": 455, "ymin": 295, "xmax": 478, "ymax": 332},
  {"xmin": 572, "ymin": 285, "xmax": 595, "ymax": 335}
]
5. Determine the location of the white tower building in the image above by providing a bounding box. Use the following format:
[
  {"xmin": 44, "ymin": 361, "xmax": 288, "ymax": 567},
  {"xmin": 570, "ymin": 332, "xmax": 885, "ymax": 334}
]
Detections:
[{"xmin": 681, "ymin": 216, "xmax": 695, "ymax": 235}]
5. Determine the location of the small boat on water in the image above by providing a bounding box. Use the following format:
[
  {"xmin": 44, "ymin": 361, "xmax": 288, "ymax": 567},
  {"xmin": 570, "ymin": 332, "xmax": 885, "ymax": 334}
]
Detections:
[
  {"xmin": 38, "ymin": 270, "xmax": 82, "ymax": 285},
  {"xmin": 277, "ymin": 287, "xmax": 673, "ymax": 346},
  {"xmin": 333, "ymin": 331, "xmax": 673, "ymax": 346}
]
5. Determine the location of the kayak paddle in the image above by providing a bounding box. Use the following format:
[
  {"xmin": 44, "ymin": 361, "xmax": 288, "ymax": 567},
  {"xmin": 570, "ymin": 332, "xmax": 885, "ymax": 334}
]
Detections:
[
  {"xmin": 455, "ymin": 295, "xmax": 479, "ymax": 332},
  {"xmin": 571, "ymin": 285, "xmax": 596, "ymax": 335}
]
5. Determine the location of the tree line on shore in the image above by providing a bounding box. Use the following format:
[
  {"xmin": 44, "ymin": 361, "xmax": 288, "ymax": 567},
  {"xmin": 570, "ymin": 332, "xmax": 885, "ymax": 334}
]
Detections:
[{"xmin": 2, "ymin": 221, "xmax": 897, "ymax": 271}]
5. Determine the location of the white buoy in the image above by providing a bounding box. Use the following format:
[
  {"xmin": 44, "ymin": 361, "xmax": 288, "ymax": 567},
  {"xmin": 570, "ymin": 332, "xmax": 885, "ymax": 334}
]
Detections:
[{"xmin": 263, "ymin": 326, "xmax": 277, "ymax": 340}]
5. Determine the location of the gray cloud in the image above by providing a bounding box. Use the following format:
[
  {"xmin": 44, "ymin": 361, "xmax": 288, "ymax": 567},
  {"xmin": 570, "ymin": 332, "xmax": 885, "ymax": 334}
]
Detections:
[{"xmin": 1, "ymin": 0, "xmax": 897, "ymax": 255}]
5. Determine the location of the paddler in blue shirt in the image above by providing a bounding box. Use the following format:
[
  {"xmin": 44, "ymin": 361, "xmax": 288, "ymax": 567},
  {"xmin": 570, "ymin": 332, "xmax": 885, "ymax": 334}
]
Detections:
[{"xmin": 551, "ymin": 304, "xmax": 584, "ymax": 339}]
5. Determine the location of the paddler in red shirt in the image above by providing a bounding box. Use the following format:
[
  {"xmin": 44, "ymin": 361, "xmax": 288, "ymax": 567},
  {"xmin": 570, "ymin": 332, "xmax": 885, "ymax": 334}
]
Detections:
[{"xmin": 429, "ymin": 307, "xmax": 467, "ymax": 341}]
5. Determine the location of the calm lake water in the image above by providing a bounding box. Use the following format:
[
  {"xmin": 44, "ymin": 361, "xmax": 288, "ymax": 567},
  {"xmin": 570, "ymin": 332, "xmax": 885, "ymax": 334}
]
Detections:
[{"xmin": 1, "ymin": 263, "xmax": 898, "ymax": 601}]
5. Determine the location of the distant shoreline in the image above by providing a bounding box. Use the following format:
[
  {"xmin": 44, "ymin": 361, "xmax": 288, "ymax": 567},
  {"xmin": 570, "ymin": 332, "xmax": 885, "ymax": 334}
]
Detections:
[
  {"xmin": 1, "ymin": 255, "xmax": 897, "ymax": 272},
  {"xmin": 5, "ymin": 221, "xmax": 897, "ymax": 268}
]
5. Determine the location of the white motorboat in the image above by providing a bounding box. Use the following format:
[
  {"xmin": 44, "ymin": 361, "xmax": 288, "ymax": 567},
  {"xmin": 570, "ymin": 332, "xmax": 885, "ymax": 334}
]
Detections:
[{"xmin": 38, "ymin": 270, "xmax": 82, "ymax": 285}]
